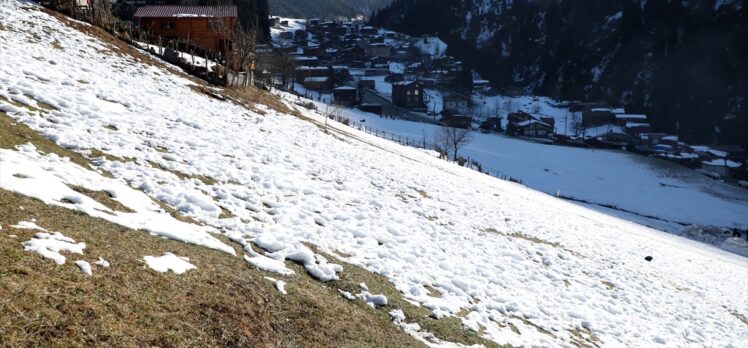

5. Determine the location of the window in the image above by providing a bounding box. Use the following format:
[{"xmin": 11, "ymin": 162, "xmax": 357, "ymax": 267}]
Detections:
[
  {"xmin": 414, "ymin": 89, "xmax": 419, "ymax": 96},
  {"xmin": 160, "ymin": 21, "xmax": 176, "ymax": 30},
  {"xmin": 209, "ymin": 20, "xmax": 225, "ymax": 30}
]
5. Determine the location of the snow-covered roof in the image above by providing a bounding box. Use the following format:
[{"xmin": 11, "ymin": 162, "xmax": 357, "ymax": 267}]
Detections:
[
  {"xmin": 515, "ymin": 120, "xmax": 551, "ymax": 128},
  {"xmin": 625, "ymin": 122, "xmax": 650, "ymax": 128},
  {"xmin": 303, "ymin": 77, "xmax": 329, "ymax": 82},
  {"xmin": 293, "ymin": 56, "xmax": 318, "ymax": 61},
  {"xmin": 615, "ymin": 114, "xmax": 647, "ymax": 120},
  {"xmin": 689, "ymin": 145, "xmax": 712, "ymax": 152},
  {"xmin": 334, "ymin": 86, "xmax": 356, "ymax": 91},
  {"xmin": 393, "ymin": 80, "xmax": 419, "ymax": 86},
  {"xmin": 660, "ymin": 153, "xmax": 700, "ymax": 159},
  {"xmin": 702, "ymin": 159, "xmax": 741, "ymax": 168}
]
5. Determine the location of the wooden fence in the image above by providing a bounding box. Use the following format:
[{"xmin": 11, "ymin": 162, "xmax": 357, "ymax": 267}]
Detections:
[{"xmin": 343, "ymin": 118, "xmax": 524, "ymax": 184}]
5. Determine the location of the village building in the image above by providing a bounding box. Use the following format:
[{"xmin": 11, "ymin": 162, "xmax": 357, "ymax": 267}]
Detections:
[
  {"xmin": 333, "ymin": 86, "xmax": 359, "ymax": 107},
  {"xmin": 442, "ymin": 94, "xmax": 472, "ymax": 116},
  {"xmin": 385, "ymin": 73, "xmax": 404, "ymax": 83},
  {"xmin": 392, "ymin": 81, "xmax": 426, "ymax": 110},
  {"xmin": 391, "ymin": 45, "xmax": 420, "ymax": 62},
  {"xmin": 615, "ymin": 113, "xmax": 648, "ymax": 126},
  {"xmin": 581, "ymin": 107, "xmax": 616, "ymax": 127},
  {"xmin": 294, "ymin": 66, "xmax": 331, "ymax": 83},
  {"xmin": 365, "ymin": 43, "xmax": 392, "ymax": 58},
  {"xmin": 359, "ymin": 103, "xmax": 383, "ymax": 115},
  {"xmin": 134, "ymin": 5, "xmax": 237, "ymax": 52},
  {"xmin": 480, "ymin": 117, "xmax": 502, "ymax": 133},
  {"xmin": 292, "ymin": 56, "xmax": 319, "ymax": 67},
  {"xmin": 303, "ymin": 45, "xmax": 325, "ymax": 57},
  {"xmin": 473, "ymin": 79, "xmax": 490, "ymax": 91},
  {"xmin": 303, "ymin": 76, "xmax": 332, "ymax": 91},
  {"xmin": 507, "ymin": 112, "xmax": 554, "ymax": 139},
  {"xmin": 624, "ymin": 122, "xmax": 652, "ymax": 134},
  {"xmin": 701, "ymin": 158, "xmax": 742, "ymax": 178}
]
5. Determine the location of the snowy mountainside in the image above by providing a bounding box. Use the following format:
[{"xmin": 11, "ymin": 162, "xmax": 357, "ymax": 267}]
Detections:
[
  {"xmin": 270, "ymin": 0, "xmax": 391, "ymax": 18},
  {"xmin": 1, "ymin": 1, "xmax": 747, "ymax": 347},
  {"xmin": 370, "ymin": 0, "xmax": 748, "ymax": 149}
]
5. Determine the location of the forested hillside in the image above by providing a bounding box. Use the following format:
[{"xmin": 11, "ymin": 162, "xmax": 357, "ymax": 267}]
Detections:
[
  {"xmin": 371, "ymin": 0, "xmax": 748, "ymax": 148},
  {"xmin": 269, "ymin": 0, "xmax": 391, "ymax": 18}
]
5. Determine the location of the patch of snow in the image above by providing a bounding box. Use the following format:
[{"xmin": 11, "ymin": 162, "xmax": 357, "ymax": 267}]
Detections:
[
  {"xmin": 338, "ymin": 289, "xmax": 356, "ymax": 300},
  {"xmin": 94, "ymin": 257, "xmax": 110, "ymax": 268},
  {"xmin": 0, "ymin": 147, "xmax": 235, "ymax": 256},
  {"xmin": 74, "ymin": 260, "xmax": 92, "ymax": 275},
  {"xmin": 243, "ymin": 245, "xmax": 295, "ymax": 276},
  {"xmin": 22, "ymin": 231, "xmax": 86, "ymax": 265},
  {"xmin": 264, "ymin": 276, "xmax": 288, "ymax": 295},
  {"xmin": 10, "ymin": 220, "xmax": 46, "ymax": 231},
  {"xmin": 143, "ymin": 252, "xmax": 196, "ymax": 274}
]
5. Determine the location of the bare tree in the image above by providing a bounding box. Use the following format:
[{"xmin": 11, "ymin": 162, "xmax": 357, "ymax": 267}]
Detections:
[
  {"xmin": 437, "ymin": 126, "xmax": 474, "ymax": 160},
  {"xmin": 91, "ymin": 0, "xmax": 117, "ymax": 31},
  {"xmin": 273, "ymin": 50, "xmax": 296, "ymax": 89},
  {"xmin": 230, "ymin": 23, "xmax": 258, "ymax": 87}
]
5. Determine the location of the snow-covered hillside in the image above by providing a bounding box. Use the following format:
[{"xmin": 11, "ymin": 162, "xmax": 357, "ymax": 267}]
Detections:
[
  {"xmin": 1, "ymin": 1, "xmax": 747, "ymax": 347},
  {"xmin": 341, "ymin": 110, "xmax": 748, "ymax": 234}
]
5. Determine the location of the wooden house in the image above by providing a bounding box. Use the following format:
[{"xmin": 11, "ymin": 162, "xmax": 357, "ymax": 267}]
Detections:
[
  {"xmin": 510, "ymin": 120, "xmax": 554, "ymax": 138},
  {"xmin": 442, "ymin": 94, "xmax": 472, "ymax": 116},
  {"xmin": 358, "ymin": 79, "xmax": 376, "ymax": 96},
  {"xmin": 507, "ymin": 112, "xmax": 554, "ymax": 138},
  {"xmin": 701, "ymin": 159, "xmax": 742, "ymax": 178},
  {"xmin": 440, "ymin": 116, "xmax": 473, "ymax": 129},
  {"xmin": 134, "ymin": 6, "xmax": 237, "ymax": 52},
  {"xmin": 359, "ymin": 103, "xmax": 383, "ymax": 115},
  {"xmin": 582, "ymin": 107, "xmax": 616, "ymax": 127},
  {"xmin": 303, "ymin": 77, "xmax": 332, "ymax": 91},
  {"xmin": 333, "ymin": 86, "xmax": 359, "ymax": 107},
  {"xmin": 392, "ymin": 81, "xmax": 425, "ymax": 110},
  {"xmin": 294, "ymin": 66, "xmax": 331, "ymax": 83},
  {"xmin": 365, "ymin": 43, "xmax": 392, "ymax": 58},
  {"xmin": 480, "ymin": 117, "xmax": 502, "ymax": 133},
  {"xmin": 385, "ymin": 73, "xmax": 404, "ymax": 83}
]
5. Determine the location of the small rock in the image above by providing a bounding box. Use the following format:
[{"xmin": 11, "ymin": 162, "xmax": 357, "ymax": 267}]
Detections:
[{"xmin": 644, "ymin": 256, "xmax": 653, "ymax": 262}]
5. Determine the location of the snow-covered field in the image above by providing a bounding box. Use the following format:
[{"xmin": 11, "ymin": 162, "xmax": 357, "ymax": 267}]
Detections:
[
  {"xmin": 1, "ymin": 2, "xmax": 747, "ymax": 347},
  {"xmin": 342, "ymin": 108, "xmax": 748, "ymax": 234}
]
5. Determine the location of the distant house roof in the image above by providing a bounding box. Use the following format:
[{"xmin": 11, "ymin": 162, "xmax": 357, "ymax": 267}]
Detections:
[
  {"xmin": 615, "ymin": 114, "xmax": 647, "ymax": 120},
  {"xmin": 515, "ymin": 119, "xmax": 551, "ymax": 128},
  {"xmin": 304, "ymin": 77, "xmax": 329, "ymax": 82},
  {"xmin": 702, "ymin": 159, "xmax": 741, "ymax": 168},
  {"xmin": 134, "ymin": 6, "xmax": 237, "ymax": 19},
  {"xmin": 393, "ymin": 80, "xmax": 419, "ymax": 87},
  {"xmin": 625, "ymin": 122, "xmax": 650, "ymax": 128}
]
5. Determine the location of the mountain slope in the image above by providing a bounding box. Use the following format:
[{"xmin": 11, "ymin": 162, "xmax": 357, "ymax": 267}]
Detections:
[
  {"xmin": 270, "ymin": 0, "xmax": 391, "ymax": 18},
  {"xmin": 1, "ymin": 1, "xmax": 747, "ymax": 347},
  {"xmin": 371, "ymin": 0, "xmax": 748, "ymax": 148}
]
